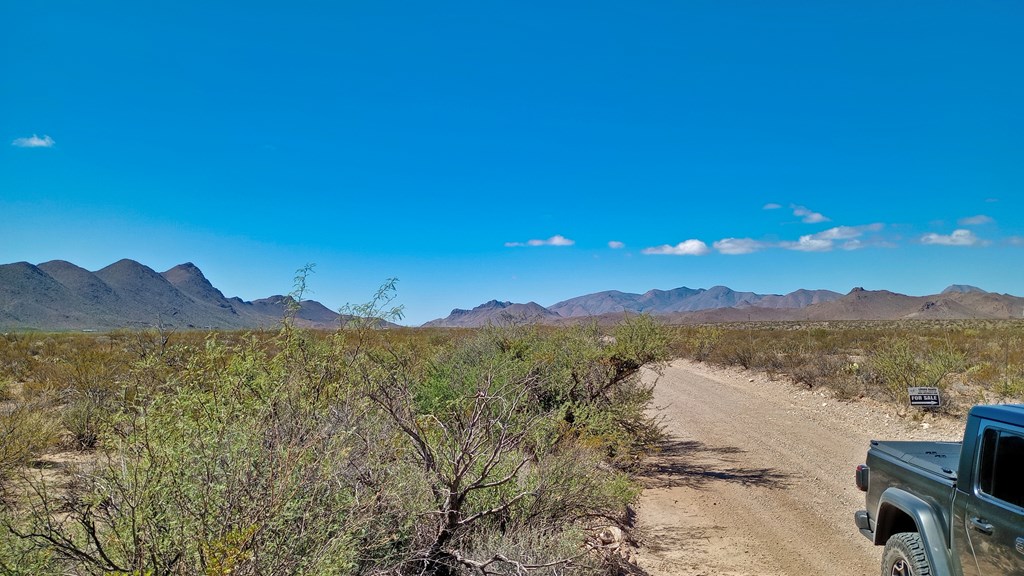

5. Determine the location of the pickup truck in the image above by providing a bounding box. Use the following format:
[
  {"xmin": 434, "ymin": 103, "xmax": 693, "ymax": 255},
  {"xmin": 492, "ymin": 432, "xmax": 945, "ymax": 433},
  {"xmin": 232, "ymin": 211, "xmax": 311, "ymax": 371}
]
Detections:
[{"xmin": 855, "ymin": 404, "xmax": 1024, "ymax": 576}]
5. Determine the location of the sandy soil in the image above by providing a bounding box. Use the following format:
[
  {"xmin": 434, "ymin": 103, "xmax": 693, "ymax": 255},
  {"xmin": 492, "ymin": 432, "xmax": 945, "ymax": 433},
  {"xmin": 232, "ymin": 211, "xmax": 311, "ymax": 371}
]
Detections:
[{"xmin": 635, "ymin": 359, "xmax": 962, "ymax": 576}]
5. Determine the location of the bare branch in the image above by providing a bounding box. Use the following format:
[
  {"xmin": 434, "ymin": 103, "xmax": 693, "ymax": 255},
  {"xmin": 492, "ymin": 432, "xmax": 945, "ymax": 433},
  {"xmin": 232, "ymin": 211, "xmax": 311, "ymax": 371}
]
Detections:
[{"xmin": 450, "ymin": 548, "xmax": 584, "ymax": 576}]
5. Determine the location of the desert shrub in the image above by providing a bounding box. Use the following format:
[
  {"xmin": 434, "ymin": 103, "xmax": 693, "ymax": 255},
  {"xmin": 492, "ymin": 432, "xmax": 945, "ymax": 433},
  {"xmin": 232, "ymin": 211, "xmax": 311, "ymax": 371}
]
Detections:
[
  {"xmin": 992, "ymin": 363, "xmax": 1024, "ymax": 400},
  {"xmin": 60, "ymin": 391, "xmax": 113, "ymax": 450},
  {"xmin": 680, "ymin": 326, "xmax": 723, "ymax": 362},
  {"xmin": 0, "ymin": 399, "xmax": 59, "ymax": 481},
  {"xmin": 865, "ymin": 338, "xmax": 969, "ymax": 404},
  {"xmin": 755, "ymin": 345, "xmax": 787, "ymax": 379},
  {"xmin": 790, "ymin": 354, "xmax": 849, "ymax": 390},
  {"xmin": 804, "ymin": 328, "xmax": 844, "ymax": 355},
  {"xmin": 38, "ymin": 344, "xmax": 127, "ymax": 395},
  {"xmin": 7, "ymin": 333, "xmax": 417, "ymax": 575},
  {"xmin": 545, "ymin": 317, "xmax": 666, "ymax": 466},
  {"xmin": 0, "ymin": 510, "xmax": 53, "ymax": 575},
  {"xmin": 665, "ymin": 320, "xmax": 1014, "ymax": 409},
  {"xmin": 829, "ymin": 361, "xmax": 866, "ymax": 400},
  {"xmin": 0, "ymin": 335, "xmax": 35, "ymax": 384},
  {"xmin": 361, "ymin": 320, "xmax": 658, "ymax": 575},
  {"xmin": 34, "ymin": 346, "xmax": 136, "ymax": 450},
  {"xmin": 977, "ymin": 333, "xmax": 1024, "ymax": 400},
  {"xmin": 717, "ymin": 338, "xmax": 756, "ymax": 369},
  {"xmin": 608, "ymin": 315, "xmax": 668, "ymax": 371},
  {"xmin": 994, "ymin": 377, "xmax": 1024, "ymax": 400},
  {"xmin": 2, "ymin": 308, "xmax": 668, "ymax": 575},
  {"xmin": 969, "ymin": 360, "xmax": 1002, "ymax": 388}
]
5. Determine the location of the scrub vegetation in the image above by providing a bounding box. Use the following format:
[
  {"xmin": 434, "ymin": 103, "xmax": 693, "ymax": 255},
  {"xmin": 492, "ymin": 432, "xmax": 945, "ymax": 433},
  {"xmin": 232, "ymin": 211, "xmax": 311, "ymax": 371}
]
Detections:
[
  {"xmin": 670, "ymin": 320, "xmax": 1024, "ymax": 412},
  {"xmin": 0, "ymin": 285, "xmax": 667, "ymax": 575},
  {"xmin": 5, "ymin": 285, "xmax": 1022, "ymax": 575}
]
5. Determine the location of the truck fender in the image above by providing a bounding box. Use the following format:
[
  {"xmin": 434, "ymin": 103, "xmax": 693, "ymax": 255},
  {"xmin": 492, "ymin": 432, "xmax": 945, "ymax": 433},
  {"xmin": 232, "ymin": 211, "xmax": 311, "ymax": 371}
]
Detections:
[{"xmin": 876, "ymin": 487, "xmax": 954, "ymax": 576}]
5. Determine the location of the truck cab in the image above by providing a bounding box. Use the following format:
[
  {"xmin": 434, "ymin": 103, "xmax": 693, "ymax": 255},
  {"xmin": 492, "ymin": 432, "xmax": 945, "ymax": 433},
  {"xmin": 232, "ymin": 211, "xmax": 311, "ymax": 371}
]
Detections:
[
  {"xmin": 951, "ymin": 405, "xmax": 1024, "ymax": 576},
  {"xmin": 856, "ymin": 405, "xmax": 1024, "ymax": 576}
]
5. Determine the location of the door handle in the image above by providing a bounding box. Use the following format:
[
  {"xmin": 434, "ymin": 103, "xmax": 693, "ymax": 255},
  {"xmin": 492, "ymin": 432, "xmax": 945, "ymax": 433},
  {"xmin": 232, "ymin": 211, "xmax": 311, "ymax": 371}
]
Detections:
[{"xmin": 970, "ymin": 517, "xmax": 994, "ymax": 535}]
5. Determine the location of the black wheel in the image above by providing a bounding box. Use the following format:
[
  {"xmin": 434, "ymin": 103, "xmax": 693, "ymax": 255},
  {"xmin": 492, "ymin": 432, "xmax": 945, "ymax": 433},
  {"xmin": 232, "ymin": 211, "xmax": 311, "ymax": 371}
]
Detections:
[{"xmin": 881, "ymin": 532, "xmax": 932, "ymax": 576}]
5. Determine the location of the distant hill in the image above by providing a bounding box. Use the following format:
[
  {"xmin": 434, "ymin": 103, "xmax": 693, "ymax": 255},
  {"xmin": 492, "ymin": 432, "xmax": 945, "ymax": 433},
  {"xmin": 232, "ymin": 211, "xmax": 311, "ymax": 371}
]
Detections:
[
  {"xmin": 548, "ymin": 286, "xmax": 842, "ymax": 317},
  {"xmin": 801, "ymin": 287, "xmax": 1024, "ymax": 321},
  {"xmin": 0, "ymin": 259, "xmax": 349, "ymax": 331},
  {"xmin": 422, "ymin": 300, "xmax": 560, "ymax": 328},
  {"xmin": 546, "ymin": 290, "xmax": 646, "ymax": 317},
  {"xmin": 941, "ymin": 284, "xmax": 986, "ymax": 295},
  {"xmin": 424, "ymin": 285, "xmax": 1024, "ymax": 327}
]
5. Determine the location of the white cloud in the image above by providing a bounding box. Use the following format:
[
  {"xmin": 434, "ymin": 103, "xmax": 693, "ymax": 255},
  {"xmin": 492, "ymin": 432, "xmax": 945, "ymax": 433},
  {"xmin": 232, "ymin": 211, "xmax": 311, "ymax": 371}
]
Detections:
[
  {"xmin": 713, "ymin": 237, "xmax": 768, "ymax": 255},
  {"xmin": 640, "ymin": 222, "xmax": 888, "ymax": 257},
  {"xmin": 958, "ymin": 215, "xmax": 994, "ymax": 226},
  {"xmin": 608, "ymin": 241, "xmax": 625, "ymax": 249},
  {"xmin": 844, "ymin": 238, "xmax": 890, "ymax": 250},
  {"xmin": 816, "ymin": 223, "xmax": 884, "ymax": 240},
  {"xmin": 763, "ymin": 203, "xmax": 782, "ymax": 210},
  {"xmin": 1007, "ymin": 236, "xmax": 1024, "ymax": 246},
  {"xmin": 782, "ymin": 235, "xmax": 834, "ymax": 252},
  {"xmin": 11, "ymin": 134, "xmax": 55, "ymax": 148},
  {"xmin": 504, "ymin": 234, "xmax": 575, "ymax": 247},
  {"xmin": 791, "ymin": 204, "xmax": 830, "ymax": 224},
  {"xmin": 779, "ymin": 223, "xmax": 884, "ymax": 252},
  {"xmin": 641, "ymin": 239, "xmax": 710, "ymax": 256},
  {"xmin": 920, "ymin": 229, "xmax": 985, "ymax": 247}
]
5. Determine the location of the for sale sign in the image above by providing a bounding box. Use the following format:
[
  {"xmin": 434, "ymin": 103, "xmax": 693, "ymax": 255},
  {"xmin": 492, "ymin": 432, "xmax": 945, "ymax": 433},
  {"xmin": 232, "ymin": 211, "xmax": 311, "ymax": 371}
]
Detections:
[{"xmin": 908, "ymin": 386, "xmax": 941, "ymax": 407}]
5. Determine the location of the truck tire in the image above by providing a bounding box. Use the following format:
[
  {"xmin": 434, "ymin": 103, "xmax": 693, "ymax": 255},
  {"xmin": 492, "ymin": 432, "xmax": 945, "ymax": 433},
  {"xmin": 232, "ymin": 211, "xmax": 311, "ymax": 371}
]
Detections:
[{"xmin": 881, "ymin": 532, "xmax": 932, "ymax": 576}]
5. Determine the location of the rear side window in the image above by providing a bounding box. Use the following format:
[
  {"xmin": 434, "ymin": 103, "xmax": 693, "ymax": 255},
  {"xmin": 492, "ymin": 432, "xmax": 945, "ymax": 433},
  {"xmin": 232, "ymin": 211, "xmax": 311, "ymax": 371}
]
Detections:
[{"xmin": 978, "ymin": 427, "xmax": 1024, "ymax": 508}]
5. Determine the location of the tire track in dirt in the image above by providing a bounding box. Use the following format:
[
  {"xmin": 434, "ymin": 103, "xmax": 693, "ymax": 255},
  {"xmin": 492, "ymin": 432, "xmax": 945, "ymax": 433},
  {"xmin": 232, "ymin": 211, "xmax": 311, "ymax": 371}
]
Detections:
[{"xmin": 635, "ymin": 360, "xmax": 961, "ymax": 576}]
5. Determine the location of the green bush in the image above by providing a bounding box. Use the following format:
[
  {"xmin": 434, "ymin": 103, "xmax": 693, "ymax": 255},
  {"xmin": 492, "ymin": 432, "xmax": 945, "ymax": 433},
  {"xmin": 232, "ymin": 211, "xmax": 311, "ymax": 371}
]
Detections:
[
  {"xmin": 867, "ymin": 338, "xmax": 969, "ymax": 404},
  {"xmin": 1, "ymin": 312, "xmax": 669, "ymax": 576},
  {"xmin": 0, "ymin": 399, "xmax": 59, "ymax": 480},
  {"xmin": 668, "ymin": 321, "xmax": 1002, "ymax": 411},
  {"xmin": 680, "ymin": 326, "xmax": 722, "ymax": 362}
]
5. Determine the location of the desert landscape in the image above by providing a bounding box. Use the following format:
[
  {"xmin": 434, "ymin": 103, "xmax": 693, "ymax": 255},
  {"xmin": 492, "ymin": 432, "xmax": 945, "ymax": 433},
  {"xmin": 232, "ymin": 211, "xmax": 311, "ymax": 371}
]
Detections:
[
  {"xmin": 2, "ymin": 294, "xmax": 1021, "ymax": 574},
  {"xmin": 5, "ymin": 2, "xmax": 1021, "ymax": 574}
]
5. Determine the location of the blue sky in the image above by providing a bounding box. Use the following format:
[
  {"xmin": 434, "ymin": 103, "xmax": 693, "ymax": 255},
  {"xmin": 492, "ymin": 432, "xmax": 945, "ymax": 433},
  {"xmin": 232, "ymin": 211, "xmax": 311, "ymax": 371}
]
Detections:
[{"xmin": 2, "ymin": 1, "xmax": 1022, "ymax": 325}]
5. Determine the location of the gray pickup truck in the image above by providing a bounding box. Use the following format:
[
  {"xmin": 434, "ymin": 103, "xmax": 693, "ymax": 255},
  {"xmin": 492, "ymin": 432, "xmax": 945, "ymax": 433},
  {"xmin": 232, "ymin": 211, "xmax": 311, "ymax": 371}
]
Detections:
[{"xmin": 855, "ymin": 404, "xmax": 1024, "ymax": 576}]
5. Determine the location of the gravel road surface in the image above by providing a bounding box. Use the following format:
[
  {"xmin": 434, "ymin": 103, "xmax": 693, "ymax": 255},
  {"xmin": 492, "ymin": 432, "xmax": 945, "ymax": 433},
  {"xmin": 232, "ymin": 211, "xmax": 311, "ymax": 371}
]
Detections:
[{"xmin": 636, "ymin": 359, "xmax": 962, "ymax": 576}]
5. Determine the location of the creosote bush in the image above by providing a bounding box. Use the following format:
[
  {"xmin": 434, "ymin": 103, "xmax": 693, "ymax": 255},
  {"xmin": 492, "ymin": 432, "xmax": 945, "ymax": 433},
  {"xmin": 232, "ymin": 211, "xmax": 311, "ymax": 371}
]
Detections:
[{"xmin": 0, "ymin": 297, "xmax": 667, "ymax": 575}]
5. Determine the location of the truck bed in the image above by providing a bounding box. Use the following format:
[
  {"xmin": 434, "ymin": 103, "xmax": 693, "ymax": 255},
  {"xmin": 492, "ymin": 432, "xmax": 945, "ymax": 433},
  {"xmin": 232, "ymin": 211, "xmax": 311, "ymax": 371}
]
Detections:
[
  {"xmin": 869, "ymin": 440, "xmax": 962, "ymax": 482},
  {"xmin": 860, "ymin": 440, "xmax": 962, "ymax": 549}
]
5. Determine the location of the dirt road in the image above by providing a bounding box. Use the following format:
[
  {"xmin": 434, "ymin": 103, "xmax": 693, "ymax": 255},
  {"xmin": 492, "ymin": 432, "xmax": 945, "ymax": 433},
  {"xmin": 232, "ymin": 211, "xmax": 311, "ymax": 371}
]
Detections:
[{"xmin": 636, "ymin": 359, "xmax": 962, "ymax": 576}]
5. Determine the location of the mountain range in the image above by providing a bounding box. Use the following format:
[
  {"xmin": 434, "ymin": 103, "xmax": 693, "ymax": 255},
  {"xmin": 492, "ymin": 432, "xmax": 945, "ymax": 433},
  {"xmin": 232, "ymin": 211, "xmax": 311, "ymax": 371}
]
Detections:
[
  {"xmin": 424, "ymin": 284, "xmax": 1024, "ymax": 327},
  {"xmin": 0, "ymin": 259, "xmax": 342, "ymax": 331},
  {"xmin": 3, "ymin": 259, "xmax": 1023, "ymax": 331}
]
